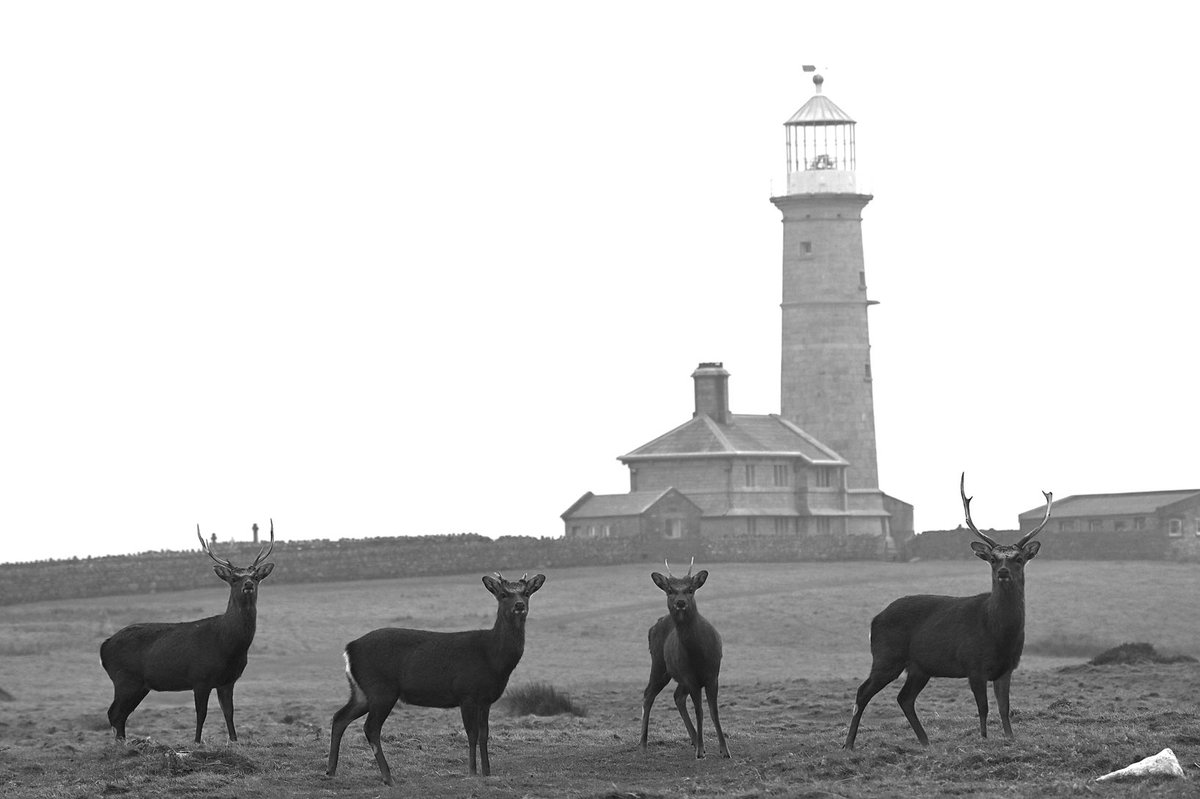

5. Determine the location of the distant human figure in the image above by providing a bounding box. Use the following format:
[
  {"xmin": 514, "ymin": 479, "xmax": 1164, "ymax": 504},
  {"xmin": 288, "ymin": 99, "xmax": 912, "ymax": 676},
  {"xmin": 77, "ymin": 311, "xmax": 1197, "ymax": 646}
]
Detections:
[{"xmin": 210, "ymin": 532, "xmax": 217, "ymax": 547}]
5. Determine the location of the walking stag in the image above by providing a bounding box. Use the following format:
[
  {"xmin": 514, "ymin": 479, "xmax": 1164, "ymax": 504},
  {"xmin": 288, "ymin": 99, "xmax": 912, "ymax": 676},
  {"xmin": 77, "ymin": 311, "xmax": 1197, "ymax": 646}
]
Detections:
[
  {"xmin": 100, "ymin": 521, "xmax": 276, "ymax": 743},
  {"xmin": 844, "ymin": 475, "xmax": 1052, "ymax": 748}
]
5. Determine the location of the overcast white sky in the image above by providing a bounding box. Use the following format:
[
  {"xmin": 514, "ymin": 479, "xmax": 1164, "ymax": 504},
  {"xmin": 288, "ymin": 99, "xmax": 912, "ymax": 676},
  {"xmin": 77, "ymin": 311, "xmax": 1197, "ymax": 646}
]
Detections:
[{"xmin": 2, "ymin": 3, "xmax": 1196, "ymax": 563}]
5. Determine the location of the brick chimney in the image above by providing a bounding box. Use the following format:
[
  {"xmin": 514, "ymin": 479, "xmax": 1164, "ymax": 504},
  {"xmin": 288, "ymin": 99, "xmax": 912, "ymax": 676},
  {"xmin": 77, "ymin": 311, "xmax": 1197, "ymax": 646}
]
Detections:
[{"xmin": 692, "ymin": 362, "xmax": 731, "ymax": 424}]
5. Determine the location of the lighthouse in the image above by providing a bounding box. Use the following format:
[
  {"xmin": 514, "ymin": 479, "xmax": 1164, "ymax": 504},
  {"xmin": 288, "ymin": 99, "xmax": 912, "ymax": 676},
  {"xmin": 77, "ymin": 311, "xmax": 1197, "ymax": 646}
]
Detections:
[{"xmin": 771, "ymin": 73, "xmax": 879, "ymax": 491}]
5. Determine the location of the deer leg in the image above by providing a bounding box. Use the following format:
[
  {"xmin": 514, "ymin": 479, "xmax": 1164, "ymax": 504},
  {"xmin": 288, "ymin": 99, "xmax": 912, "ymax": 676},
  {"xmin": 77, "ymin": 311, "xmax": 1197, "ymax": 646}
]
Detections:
[
  {"xmin": 993, "ymin": 671, "xmax": 1014, "ymax": 738},
  {"xmin": 363, "ymin": 694, "xmax": 399, "ymax": 786},
  {"xmin": 216, "ymin": 683, "xmax": 237, "ymax": 741},
  {"xmin": 690, "ymin": 688, "xmax": 706, "ymax": 759},
  {"xmin": 705, "ymin": 683, "xmax": 730, "ymax": 758},
  {"xmin": 672, "ymin": 684, "xmax": 699, "ymax": 751},
  {"xmin": 327, "ymin": 690, "xmax": 370, "ymax": 777},
  {"xmin": 108, "ymin": 683, "xmax": 149, "ymax": 741},
  {"xmin": 478, "ymin": 703, "xmax": 492, "ymax": 776},
  {"xmin": 640, "ymin": 667, "xmax": 670, "ymax": 750},
  {"xmin": 968, "ymin": 674, "xmax": 989, "ymax": 738},
  {"xmin": 460, "ymin": 702, "xmax": 481, "ymax": 776},
  {"xmin": 193, "ymin": 686, "xmax": 213, "ymax": 745},
  {"xmin": 896, "ymin": 670, "xmax": 931, "ymax": 746},
  {"xmin": 844, "ymin": 661, "xmax": 904, "ymax": 749}
]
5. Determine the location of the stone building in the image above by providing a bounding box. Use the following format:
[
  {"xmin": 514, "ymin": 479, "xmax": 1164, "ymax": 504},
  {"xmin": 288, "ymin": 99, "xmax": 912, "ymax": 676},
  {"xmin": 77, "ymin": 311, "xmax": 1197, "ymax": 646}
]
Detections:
[
  {"xmin": 562, "ymin": 73, "xmax": 911, "ymax": 553},
  {"xmin": 1017, "ymin": 489, "xmax": 1200, "ymax": 559}
]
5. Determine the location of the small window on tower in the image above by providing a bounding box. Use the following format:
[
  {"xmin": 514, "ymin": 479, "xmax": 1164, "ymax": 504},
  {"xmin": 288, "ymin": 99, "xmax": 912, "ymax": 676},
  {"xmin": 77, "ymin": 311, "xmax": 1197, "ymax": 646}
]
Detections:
[
  {"xmin": 801, "ymin": 241, "xmax": 812, "ymax": 254},
  {"xmin": 864, "ymin": 363, "xmax": 872, "ymax": 381},
  {"xmin": 859, "ymin": 271, "xmax": 867, "ymax": 288}
]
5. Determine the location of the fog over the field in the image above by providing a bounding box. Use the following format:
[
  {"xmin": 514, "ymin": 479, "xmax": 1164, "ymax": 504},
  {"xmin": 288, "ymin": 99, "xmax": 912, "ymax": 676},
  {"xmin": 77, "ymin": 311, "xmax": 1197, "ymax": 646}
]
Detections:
[{"xmin": 3, "ymin": 2, "xmax": 1196, "ymax": 562}]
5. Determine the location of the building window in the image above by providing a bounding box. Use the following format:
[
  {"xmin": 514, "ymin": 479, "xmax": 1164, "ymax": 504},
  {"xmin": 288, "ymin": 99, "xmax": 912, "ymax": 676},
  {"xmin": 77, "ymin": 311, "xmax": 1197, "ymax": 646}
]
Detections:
[
  {"xmin": 1134, "ymin": 517, "xmax": 1146, "ymax": 530},
  {"xmin": 774, "ymin": 518, "xmax": 789, "ymax": 535},
  {"xmin": 1059, "ymin": 520, "xmax": 1075, "ymax": 532},
  {"xmin": 815, "ymin": 517, "xmax": 831, "ymax": 535},
  {"xmin": 815, "ymin": 468, "xmax": 831, "ymax": 488},
  {"xmin": 665, "ymin": 519, "xmax": 683, "ymax": 539},
  {"xmin": 773, "ymin": 464, "xmax": 789, "ymax": 486},
  {"xmin": 747, "ymin": 517, "xmax": 758, "ymax": 535},
  {"xmin": 1114, "ymin": 520, "xmax": 1127, "ymax": 532},
  {"xmin": 1089, "ymin": 520, "xmax": 1103, "ymax": 532},
  {"xmin": 587, "ymin": 525, "xmax": 596, "ymax": 538},
  {"xmin": 801, "ymin": 241, "xmax": 812, "ymax": 254},
  {"xmin": 601, "ymin": 524, "xmax": 611, "ymax": 538},
  {"xmin": 864, "ymin": 363, "xmax": 872, "ymax": 381},
  {"xmin": 745, "ymin": 464, "xmax": 756, "ymax": 487},
  {"xmin": 1168, "ymin": 519, "xmax": 1183, "ymax": 537},
  {"xmin": 859, "ymin": 271, "xmax": 867, "ymax": 289},
  {"xmin": 571, "ymin": 526, "xmax": 581, "ymax": 538}
]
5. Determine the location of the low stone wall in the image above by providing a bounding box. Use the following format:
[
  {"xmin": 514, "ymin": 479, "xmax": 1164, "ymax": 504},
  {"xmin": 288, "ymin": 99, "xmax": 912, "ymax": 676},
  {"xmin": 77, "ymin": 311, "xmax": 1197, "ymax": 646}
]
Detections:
[
  {"xmin": 0, "ymin": 531, "xmax": 890, "ymax": 606},
  {"xmin": 8, "ymin": 524, "xmax": 1182, "ymax": 606},
  {"xmin": 913, "ymin": 528, "xmax": 1172, "ymax": 560}
]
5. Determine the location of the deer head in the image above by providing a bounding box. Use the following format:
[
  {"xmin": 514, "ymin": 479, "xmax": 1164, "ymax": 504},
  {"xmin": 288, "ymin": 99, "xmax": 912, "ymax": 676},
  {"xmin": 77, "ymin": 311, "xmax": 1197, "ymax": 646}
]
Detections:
[
  {"xmin": 961, "ymin": 474, "xmax": 1052, "ymax": 588},
  {"xmin": 482, "ymin": 572, "xmax": 545, "ymax": 626},
  {"xmin": 197, "ymin": 519, "xmax": 276, "ymax": 601},
  {"xmin": 651, "ymin": 558, "xmax": 709, "ymax": 621}
]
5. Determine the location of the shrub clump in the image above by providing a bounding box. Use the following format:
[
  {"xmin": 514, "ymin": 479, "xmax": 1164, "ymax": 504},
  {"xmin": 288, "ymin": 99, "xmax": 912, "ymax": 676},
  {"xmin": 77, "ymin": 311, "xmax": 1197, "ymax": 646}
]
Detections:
[
  {"xmin": 500, "ymin": 682, "xmax": 587, "ymax": 717},
  {"xmin": 1089, "ymin": 642, "xmax": 1198, "ymax": 666}
]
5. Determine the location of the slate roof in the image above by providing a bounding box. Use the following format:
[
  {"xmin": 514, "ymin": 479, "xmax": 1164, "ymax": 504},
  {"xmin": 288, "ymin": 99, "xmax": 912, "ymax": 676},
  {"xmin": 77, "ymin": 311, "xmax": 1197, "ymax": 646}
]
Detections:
[
  {"xmin": 563, "ymin": 489, "xmax": 696, "ymax": 519},
  {"xmin": 1017, "ymin": 489, "xmax": 1200, "ymax": 521},
  {"xmin": 620, "ymin": 414, "xmax": 845, "ymax": 464}
]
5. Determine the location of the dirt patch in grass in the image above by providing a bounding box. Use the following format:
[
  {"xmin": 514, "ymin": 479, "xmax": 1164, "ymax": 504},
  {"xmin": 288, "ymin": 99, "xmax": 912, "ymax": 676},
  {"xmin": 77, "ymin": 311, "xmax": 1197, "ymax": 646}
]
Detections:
[{"xmin": 1091, "ymin": 643, "xmax": 1198, "ymax": 666}]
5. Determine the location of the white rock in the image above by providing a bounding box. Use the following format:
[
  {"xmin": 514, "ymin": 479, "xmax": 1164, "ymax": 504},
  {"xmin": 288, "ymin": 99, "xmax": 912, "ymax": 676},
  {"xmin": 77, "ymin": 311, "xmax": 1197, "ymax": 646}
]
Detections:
[{"xmin": 1096, "ymin": 747, "xmax": 1185, "ymax": 782}]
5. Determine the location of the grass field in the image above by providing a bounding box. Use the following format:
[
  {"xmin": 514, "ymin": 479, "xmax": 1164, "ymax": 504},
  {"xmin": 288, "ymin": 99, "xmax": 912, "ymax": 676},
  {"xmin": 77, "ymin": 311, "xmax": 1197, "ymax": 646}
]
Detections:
[{"xmin": 1, "ymin": 559, "xmax": 1198, "ymax": 797}]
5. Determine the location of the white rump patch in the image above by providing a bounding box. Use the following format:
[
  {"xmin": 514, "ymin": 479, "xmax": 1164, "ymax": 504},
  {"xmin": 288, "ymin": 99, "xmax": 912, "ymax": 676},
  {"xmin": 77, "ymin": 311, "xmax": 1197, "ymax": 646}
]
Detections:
[{"xmin": 343, "ymin": 650, "xmax": 365, "ymax": 699}]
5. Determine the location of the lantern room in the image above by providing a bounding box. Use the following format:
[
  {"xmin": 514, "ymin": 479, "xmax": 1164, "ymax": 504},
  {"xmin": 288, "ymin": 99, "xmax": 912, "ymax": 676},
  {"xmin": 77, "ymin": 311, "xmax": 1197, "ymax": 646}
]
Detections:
[{"xmin": 784, "ymin": 73, "xmax": 858, "ymax": 194}]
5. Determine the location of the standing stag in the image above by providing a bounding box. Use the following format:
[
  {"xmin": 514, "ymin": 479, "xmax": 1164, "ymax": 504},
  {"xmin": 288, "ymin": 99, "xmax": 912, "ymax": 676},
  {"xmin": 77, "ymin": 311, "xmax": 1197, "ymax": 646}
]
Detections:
[
  {"xmin": 641, "ymin": 559, "xmax": 730, "ymax": 759},
  {"xmin": 100, "ymin": 521, "xmax": 276, "ymax": 743},
  {"xmin": 326, "ymin": 571, "xmax": 546, "ymax": 786},
  {"xmin": 843, "ymin": 475, "xmax": 1052, "ymax": 749}
]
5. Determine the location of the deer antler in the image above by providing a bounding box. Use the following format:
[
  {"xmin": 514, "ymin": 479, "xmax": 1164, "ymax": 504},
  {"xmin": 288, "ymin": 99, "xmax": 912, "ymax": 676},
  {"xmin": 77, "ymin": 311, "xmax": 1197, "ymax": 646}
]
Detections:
[
  {"xmin": 960, "ymin": 473, "xmax": 999, "ymax": 548},
  {"xmin": 197, "ymin": 524, "xmax": 234, "ymax": 569},
  {"xmin": 686, "ymin": 556, "xmax": 695, "ymax": 576},
  {"xmin": 250, "ymin": 519, "xmax": 275, "ymax": 568},
  {"xmin": 1015, "ymin": 491, "xmax": 1054, "ymax": 548},
  {"xmin": 664, "ymin": 559, "xmax": 673, "ymax": 578}
]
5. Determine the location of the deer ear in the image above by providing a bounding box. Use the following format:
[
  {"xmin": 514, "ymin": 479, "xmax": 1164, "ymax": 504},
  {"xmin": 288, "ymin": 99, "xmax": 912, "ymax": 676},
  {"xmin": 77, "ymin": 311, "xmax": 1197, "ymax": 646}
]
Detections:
[
  {"xmin": 692, "ymin": 570, "xmax": 709, "ymax": 589},
  {"xmin": 1023, "ymin": 540, "xmax": 1041, "ymax": 560},
  {"xmin": 213, "ymin": 564, "xmax": 235, "ymax": 582},
  {"xmin": 651, "ymin": 572, "xmax": 670, "ymax": 592},
  {"xmin": 523, "ymin": 574, "xmax": 546, "ymax": 595},
  {"xmin": 254, "ymin": 562, "xmax": 275, "ymax": 581},
  {"xmin": 482, "ymin": 575, "xmax": 503, "ymax": 596},
  {"xmin": 969, "ymin": 541, "xmax": 992, "ymax": 561}
]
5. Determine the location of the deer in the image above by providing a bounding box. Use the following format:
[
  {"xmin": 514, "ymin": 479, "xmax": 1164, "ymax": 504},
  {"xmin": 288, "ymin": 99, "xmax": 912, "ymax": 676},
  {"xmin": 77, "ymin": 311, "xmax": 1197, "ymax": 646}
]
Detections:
[
  {"xmin": 640, "ymin": 559, "xmax": 730, "ymax": 759},
  {"xmin": 326, "ymin": 571, "xmax": 546, "ymax": 786},
  {"xmin": 99, "ymin": 521, "xmax": 275, "ymax": 744},
  {"xmin": 843, "ymin": 474, "xmax": 1052, "ymax": 749}
]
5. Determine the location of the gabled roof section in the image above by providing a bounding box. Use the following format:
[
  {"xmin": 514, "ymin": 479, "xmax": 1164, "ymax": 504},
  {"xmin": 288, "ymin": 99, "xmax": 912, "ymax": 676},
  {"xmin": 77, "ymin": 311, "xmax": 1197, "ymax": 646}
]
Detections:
[
  {"xmin": 620, "ymin": 414, "xmax": 846, "ymax": 464},
  {"xmin": 562, "ymin": 488, "xmax": 698, "ymax": 520},
  {"xmin": 1017, "ymin": 489, "xmax": 1200, "ymax": 520}
]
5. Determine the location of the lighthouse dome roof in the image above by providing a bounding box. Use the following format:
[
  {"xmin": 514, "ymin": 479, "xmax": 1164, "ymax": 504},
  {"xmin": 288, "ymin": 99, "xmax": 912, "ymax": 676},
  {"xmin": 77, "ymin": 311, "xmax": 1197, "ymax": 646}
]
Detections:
[{"xmin": 785, "ymin": 75, "xmax": 855, "ymax": 127}]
